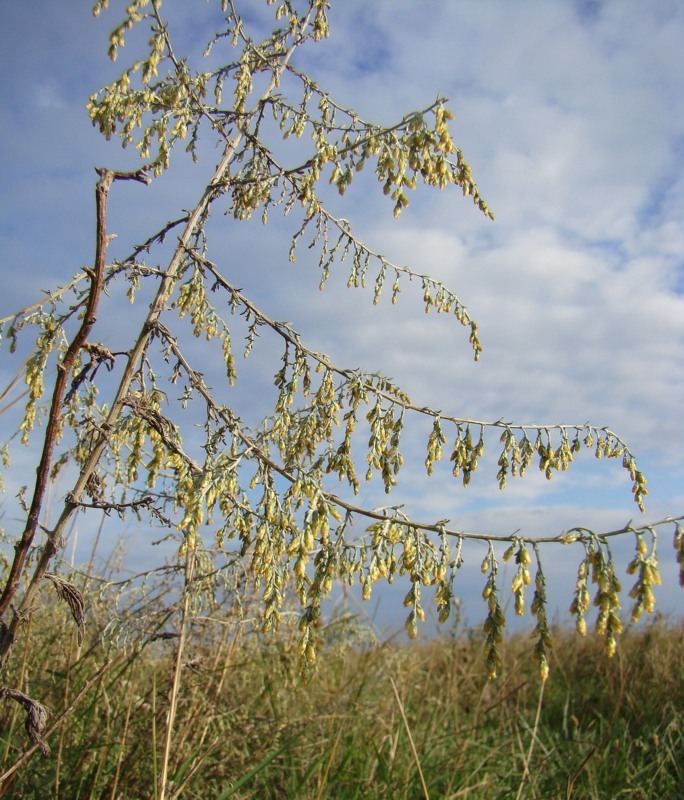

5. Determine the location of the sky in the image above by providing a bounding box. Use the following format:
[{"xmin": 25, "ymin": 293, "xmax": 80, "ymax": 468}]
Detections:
[{"xmin": 0, "ymin": 0, "xmax": 683, "ymax": 637}]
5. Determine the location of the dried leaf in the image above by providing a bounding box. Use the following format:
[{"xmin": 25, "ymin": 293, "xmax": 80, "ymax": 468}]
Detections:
[
  {"xmin": 0, "ymin": 688, "xmax": 52, "ymax": 757},
  {"xmin": 44, "ymin": 573, "xmax": 86, "ymax": 646}
]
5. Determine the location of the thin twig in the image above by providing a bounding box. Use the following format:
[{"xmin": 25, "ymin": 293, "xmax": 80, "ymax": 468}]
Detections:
[{"xmin": 0, "ymin": 276, "xmax": 88, "ymax": 326}]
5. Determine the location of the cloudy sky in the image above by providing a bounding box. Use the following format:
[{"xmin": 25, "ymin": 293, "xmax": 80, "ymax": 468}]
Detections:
[{"xmin": 0, "ymin": 1, "xmax": 683, "ymax": 633}]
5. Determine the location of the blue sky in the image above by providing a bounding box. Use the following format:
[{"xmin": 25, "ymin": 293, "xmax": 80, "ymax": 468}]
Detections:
[{"xmin": 0, "ymin": 1, "xmax": 683, "ymax": 634}]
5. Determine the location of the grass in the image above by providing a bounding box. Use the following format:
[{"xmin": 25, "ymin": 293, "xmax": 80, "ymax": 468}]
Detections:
[{"xmin": 0, "ymin": 584, "xmax": 681, "ymax": 799}]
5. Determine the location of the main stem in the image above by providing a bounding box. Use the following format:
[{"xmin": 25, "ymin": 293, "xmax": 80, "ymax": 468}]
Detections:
[{"xmin": 0, "ymin": 169, "xmax": 148, "ymax": 644}]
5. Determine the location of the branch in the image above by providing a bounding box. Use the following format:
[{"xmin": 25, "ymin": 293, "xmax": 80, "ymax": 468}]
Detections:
[
  {"xmin": 191, "ymin": 250, "xmax": 636, "ymax": 458},
  {"xmin": 152, "ymin": 319, "xmax": 682, "ymax": 546}
]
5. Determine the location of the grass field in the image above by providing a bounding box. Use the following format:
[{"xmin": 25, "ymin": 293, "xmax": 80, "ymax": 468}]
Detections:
[{"xmin": 0, "ymin": 579, "xmax": 681, "ymax": 800}]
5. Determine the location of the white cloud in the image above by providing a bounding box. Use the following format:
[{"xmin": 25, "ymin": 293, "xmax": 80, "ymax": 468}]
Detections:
[{"xmin": 32, "ymin": 82, "xmax": 66, "ymax": 109}]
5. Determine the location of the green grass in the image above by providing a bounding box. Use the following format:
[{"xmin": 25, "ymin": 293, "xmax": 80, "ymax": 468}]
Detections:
[{"xmin": 0, "ymin": 593, "xmax": 681, "ymax": 799}]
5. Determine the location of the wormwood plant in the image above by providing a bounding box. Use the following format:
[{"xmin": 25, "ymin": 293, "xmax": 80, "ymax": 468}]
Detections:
[{"xmin": 0, "ymin": 0, "xmax": 682, "ymax": 790}]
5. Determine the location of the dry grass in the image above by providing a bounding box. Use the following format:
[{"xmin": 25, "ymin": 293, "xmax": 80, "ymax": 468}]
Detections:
[{"xmin": 0, "ymin": 584, "xmax": 681, "ymax": 799}]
